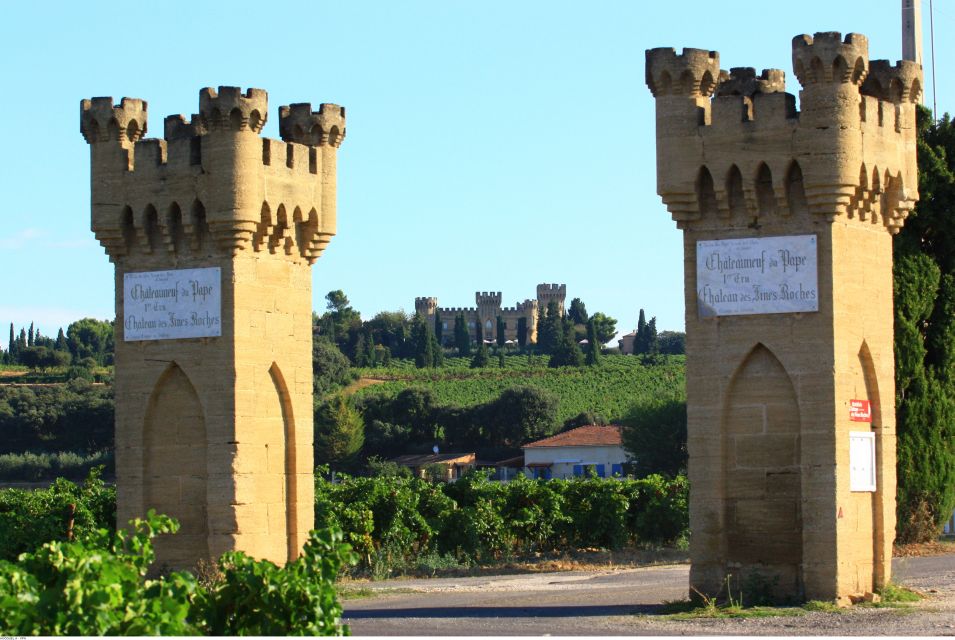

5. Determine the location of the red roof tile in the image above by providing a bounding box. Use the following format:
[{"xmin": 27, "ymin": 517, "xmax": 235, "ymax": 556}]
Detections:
[{"xmin": 523, "ymin": 425, "xmax": 623, "ymax": 448}]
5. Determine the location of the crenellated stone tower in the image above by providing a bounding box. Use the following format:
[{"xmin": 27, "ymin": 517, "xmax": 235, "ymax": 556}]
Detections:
[
  {"xmin": 646, "ymin": 33, "xmax": 919, "ymax": 603},
  {"xmin": 80, "ymin": 86, "xmax": 346, "ymax": 569}
]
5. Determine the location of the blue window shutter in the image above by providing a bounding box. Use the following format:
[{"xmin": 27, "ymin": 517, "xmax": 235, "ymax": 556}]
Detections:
[
  {"xmin": 611, "ymin": 464, "xmax": 623, "ymax": 477},
  {"xmin": 545, "ymin": 467, "xmax": 552, "ymax": 480},
  {"xmin": 573, "ymin": 464, "xmax": 582, "ymax": 477},
  {"xmin": 596, "ymin": 464, "xmax": 606, "ymax": 478}
]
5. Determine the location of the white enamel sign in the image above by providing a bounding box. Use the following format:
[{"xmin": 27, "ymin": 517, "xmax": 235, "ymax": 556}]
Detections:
[
  {"xmin": 696, "ymin": 235, "xmax": 819, "ymax": 317},
  {"xmin": 123, "ymin": 268, "xmax": 222, "ymax": 341},
  {"xmin": 849, "ymin": 431, "xmax": 876, "ymax": 493}
]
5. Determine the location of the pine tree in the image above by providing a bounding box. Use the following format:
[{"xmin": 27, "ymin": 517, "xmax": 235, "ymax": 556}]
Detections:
[
  {"xmin": 517, "ymin": 317, "xmax": 528, "ymax": 349},
  {"xmin": 549, "ymin": 317, "xmax": 583, "ymax": 368},
  {"xmin": 314, "ymin": 394, "xmax": 365, "ymax": 471},
  {"xmin": 496, "ymin": 316, "xmax": 505, "ymax": 348},
  {"xmin": 585, "ymin": 317, "xmax": 602, "ymax": 366},
  {"xmin": 568, "ymin": 298, "xmax": 589, "ymax": 325},
  {"xmin": 434, "ymin": 310, "xmax": 443, "ymax": 346},
  {"xmin": 454, "ymin": 314, "xmax": 471, "ymax": 357}
]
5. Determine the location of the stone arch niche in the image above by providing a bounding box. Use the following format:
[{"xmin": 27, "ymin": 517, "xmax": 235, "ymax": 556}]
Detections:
[
  {"xmin": 143, "ymin": 363, "xmax": 209, "ymax": 567},
  {"xmin": 268, "ymin": 362, "xmax": 299, "ymax": 562},
  {"xmin": 852, "ymin": 340, "xmax": 881, "ymax": 591},
  {"xmin": 722, "ymin": 344, "xmax": 803, "ymax": 599}
]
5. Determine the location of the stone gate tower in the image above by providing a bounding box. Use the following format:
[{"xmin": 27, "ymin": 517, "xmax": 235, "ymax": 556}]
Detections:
[
  {"xmin": 81, "ymin": 87, "xmax": 346, "ymax": 568},
  {"xmin": 646, "ymin": 33, "xmax": 919, "ymax": 602}
]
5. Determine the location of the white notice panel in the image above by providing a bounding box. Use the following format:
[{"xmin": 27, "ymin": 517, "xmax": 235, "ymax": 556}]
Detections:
[
  {"xmin": 696, "ymin": 235, "xmax": 819, "ymax": 317},
  {"xmin": 123, "ymin": 268, "xmax": 222, "ymax": 341},
  {"xmin": 849, "ymin": 431, "xmax": 876, "ymax": 492}
]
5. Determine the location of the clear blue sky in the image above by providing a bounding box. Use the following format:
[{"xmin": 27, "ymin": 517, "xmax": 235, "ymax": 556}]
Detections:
[{"xmin": 1, "ymin": 1, "xmax": 951, "ymax": 341}]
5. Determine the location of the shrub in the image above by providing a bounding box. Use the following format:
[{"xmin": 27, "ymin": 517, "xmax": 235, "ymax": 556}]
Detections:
[
  {"xmin": 0, "ymin": 511, "xmax": 356, "ymax": 636},
  {"xmin": 0, "ymin": 468, "xmax": 115, "ymax": 562}
]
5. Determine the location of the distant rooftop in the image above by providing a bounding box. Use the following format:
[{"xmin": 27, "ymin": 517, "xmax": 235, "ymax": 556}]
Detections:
[
  {"xmin": 391, "ymin": 453, "xmax": 475, "ymax": 466},
  {"xmin": 523, "ymin": 425, "xmax": 623, "ymax": 449}
]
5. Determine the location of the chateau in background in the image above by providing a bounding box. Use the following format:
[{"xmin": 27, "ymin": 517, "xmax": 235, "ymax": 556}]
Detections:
[
  {"xmin": 82, "ymin": 86, "xmax": 345, "ymax": 568},
  {"xmin": 415, "ymin": 284, "xmax": 566, "ymax": 344}
]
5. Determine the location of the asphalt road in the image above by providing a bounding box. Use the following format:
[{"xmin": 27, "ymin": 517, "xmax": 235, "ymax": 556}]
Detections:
[{"xmin": 342, "ymin": 555, "xmax": 955, "ymax": 636}]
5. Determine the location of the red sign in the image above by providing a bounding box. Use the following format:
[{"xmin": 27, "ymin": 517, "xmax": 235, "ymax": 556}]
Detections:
[{"xmin": 850, "ymin": 399, "xmax": 871, "ymax": 422}]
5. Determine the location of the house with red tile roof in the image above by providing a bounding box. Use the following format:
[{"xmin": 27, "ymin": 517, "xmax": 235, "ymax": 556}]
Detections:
[{"xmin": 521, "ymin": 425, "xmax": 629, "ymax": 480}]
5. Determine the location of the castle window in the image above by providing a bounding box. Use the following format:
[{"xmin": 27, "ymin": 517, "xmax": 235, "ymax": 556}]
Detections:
[{"xmin": 442, "ymin": 322, "xmax": 448, "ymax": 330}]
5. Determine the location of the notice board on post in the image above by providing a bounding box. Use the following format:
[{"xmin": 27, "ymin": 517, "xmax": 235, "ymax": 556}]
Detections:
[{"xmin": 849, "ymin": 431, "xmax": 876, "ymax": 492}]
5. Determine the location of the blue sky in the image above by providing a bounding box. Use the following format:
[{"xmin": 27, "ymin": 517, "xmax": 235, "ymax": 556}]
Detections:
[{"xmin": 1, "ymin": 1, "xmax": 952, "ymax": 341}]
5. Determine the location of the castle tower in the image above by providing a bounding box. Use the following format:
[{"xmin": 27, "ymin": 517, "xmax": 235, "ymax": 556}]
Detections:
[
  {"xmin": 646, "ymin": 33, "xmax": 919, "ymax": 603},
  {"xmin": 81, "ymin": 87, "xmax": 346, "ymax": 568},
  {"xmin": 414, "ymin": 296, "xmax": 438, "ymax": 320},
  {"xmin": 475, "ymin": 291, "xmax": 502, "ymax": 340},
  {"xmin": 535, "ymin": 283, "xmax": 566, "ymax": 316}
]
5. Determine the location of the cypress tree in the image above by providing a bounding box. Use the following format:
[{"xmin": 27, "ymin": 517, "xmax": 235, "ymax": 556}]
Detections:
[
  {"xmin": 17, "ymin": 328, "xmax": 27, "ymax": 350},
  {"xmin": 538, "ymin": 301, "xmax": 561, "ymax": 354},
  {"xmin": 498, "ymin": 349, "xmax": 506, "ymax": 368},
  {"xmin": 412, "ymin": 314, "xmax": 433, "ymax": 369},
  {"xmin": 429, "ymin": 327, "xmax": 444, "ymax": 367},
  {"xmin": 7, "ymin": 324, "xmax": 14, "ymax": 357},
  {"xmin": 496, "ymin": 315, "xmax": 505, "ymax": 348},
  {"xmin": 470, "ymin": 341, "xmax": 489, "ymax": 368},
  {"xmin": 647, "ymin": 317, "xmax": 659, "ymax": 355},
  {"xmin": 454, "ymin": 314, "xmax": 471, "ymax": 357},
  {"xmin": 27, "ymin": 322, "xmax": 34, "ymax": 347},
  {"xmin": 364, "ymin": 330, "xmax": 376, "ymax": 367},
  {"xmin": 893, "ymin": 108, "xmax": 955, "ymax": 541},
  {"xmin": 634, "ymin": 309, "xmax": 648, "ymax": 354},
  {"xmin": 353, "ymin": 333, "xmax": 367, "ymax": 367},
  {"xmin": 434, "ymin": 310, "xmax": 443, "ymax": 346},
  {"xmin": 55, "ymin": 328, "xmax": 67, "ymax": 352},
  {"xmin": 475, "ymin": 318, "xmax": 484, "ymax": 345},
  {"xmin": 517, "ymin": 317, "xmax": 528, "ymax": 349},
  {"xmin": 585, "ymin": 317, "xmax": 602, "ymax": 366}
]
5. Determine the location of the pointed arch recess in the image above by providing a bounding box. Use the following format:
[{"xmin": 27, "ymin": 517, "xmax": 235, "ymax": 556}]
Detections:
[
  {"xmin": 858, "ymin": 340, "xmax": 886, "ymax": 589},
  {"xmin": 144, "ymin": 362, "xmax": 209, "ymax": 565},
  {"xmin": 722, "ymin": 344, "xmax": 803, "ymax": 594},
  {"xmin": 268, "ymin": 362, "xmax": 298, "ymax": 562}
]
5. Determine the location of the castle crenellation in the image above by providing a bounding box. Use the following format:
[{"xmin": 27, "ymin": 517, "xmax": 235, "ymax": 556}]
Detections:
[
  {"xmin": 80, "ymin": 86, "xmax": 343, "ymax": 264},
  {"xmin": 415, "ymin": 284, "xmax": 564, "ymax": 344},
  {"xmin": 646, "ymin": 32, "xmax": 919, "ymax": 234}
]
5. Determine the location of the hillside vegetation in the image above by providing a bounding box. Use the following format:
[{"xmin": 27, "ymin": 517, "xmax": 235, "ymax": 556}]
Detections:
[{"xmin": 352, "ymin": 354, "xmax": 685, "ymax": 424}]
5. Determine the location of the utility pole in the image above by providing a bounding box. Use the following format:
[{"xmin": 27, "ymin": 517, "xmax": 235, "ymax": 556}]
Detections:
[
  {"xmin": 902, "ymin": 0, "xmax": 923, "ymax": 64},
  {"xmin": 902, "ymin": 0, "xmax": 929, "ymax": 108}
]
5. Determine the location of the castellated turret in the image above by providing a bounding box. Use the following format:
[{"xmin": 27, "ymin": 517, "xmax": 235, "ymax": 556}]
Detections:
[
  {"xmin": 646, "ymin": 32, "xmax": 920, "ymax": 232},
  {"xmin": 536, "ymin": 283, "xmax": 567, "ymax": 315},
  {"xmin": 81, "ymin": 86, "xmax": 345, "ymax": 263},
  {"xmin": 81, "ymin": 86, "xmax": 346, "ymax": 570},
  {"xmin": 415, "ymin": 297, "xmax": 438, "ymax": 318},
  {"xmin": 646, "ymin": 33, "xmax": 919, "ymax": 605}
]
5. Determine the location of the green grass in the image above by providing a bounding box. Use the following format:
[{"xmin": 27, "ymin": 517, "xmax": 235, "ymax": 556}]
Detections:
[
  {"xmin": 659, "ymin": 599, "xmax": 804, "ymax": 619},
  {"xmin": 355, "ymin": 354, "xmax": 685, "ymax": 423},
  {"xmin": 337, "ymin": 587, "xmax": 419, "ymax": 600},
  {"xmin": 877, "ymin": 583, "xmax": 922, "ymax": 603}
]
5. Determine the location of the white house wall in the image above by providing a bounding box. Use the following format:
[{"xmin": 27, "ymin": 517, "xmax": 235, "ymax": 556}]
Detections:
[{"xmin": 523, "ymin": 444, "xmax": 629, "ymax": 479}]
